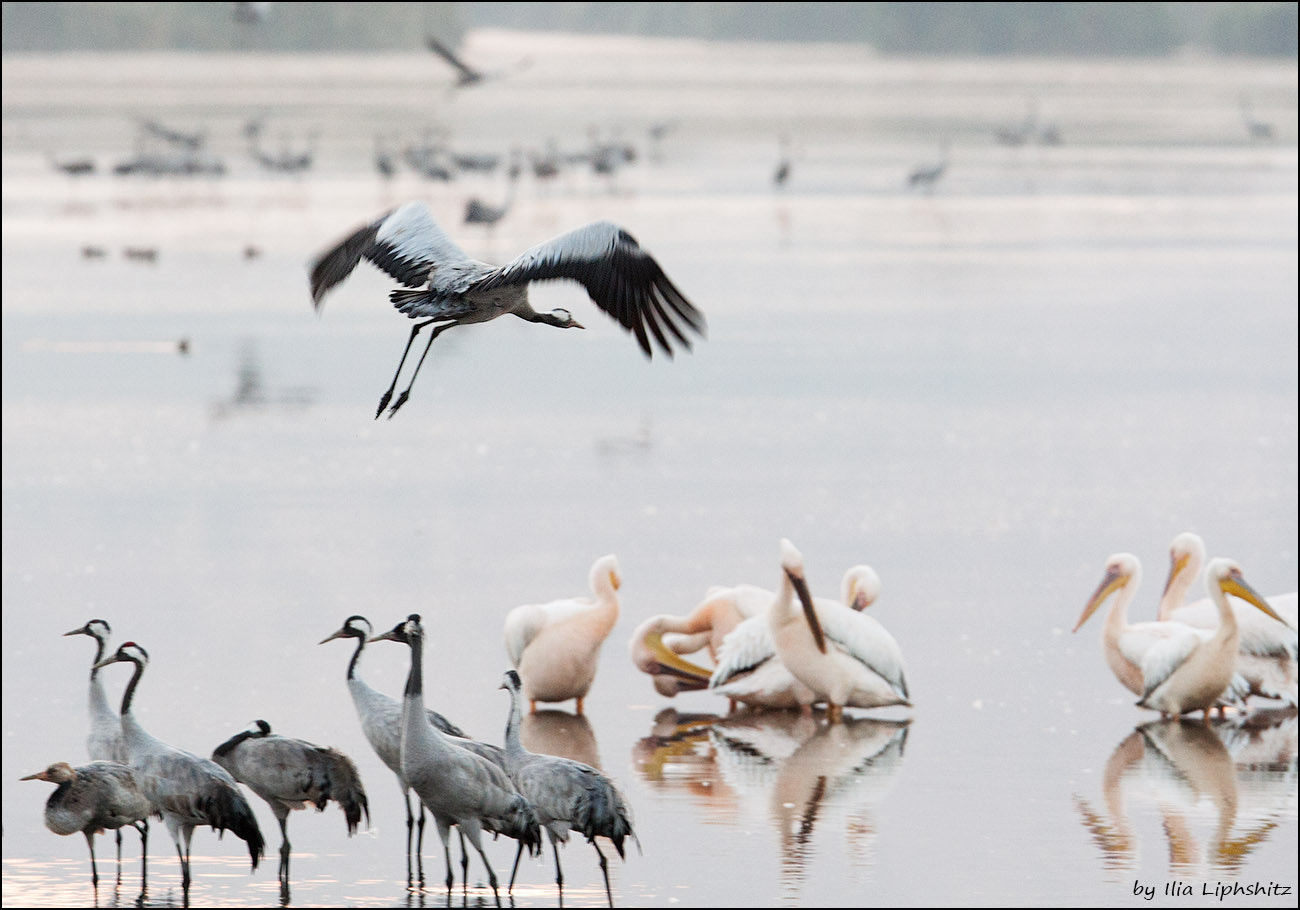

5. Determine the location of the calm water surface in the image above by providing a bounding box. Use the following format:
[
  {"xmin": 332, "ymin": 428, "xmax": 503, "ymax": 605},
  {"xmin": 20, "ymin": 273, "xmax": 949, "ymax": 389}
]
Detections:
[{"xmin": 3, "ymin": 31, "xmax": 1297, "ymax": 909}]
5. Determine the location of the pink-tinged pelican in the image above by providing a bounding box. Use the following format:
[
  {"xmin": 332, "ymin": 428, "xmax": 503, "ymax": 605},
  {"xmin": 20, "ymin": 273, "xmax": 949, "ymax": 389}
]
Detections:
[
  {"xmin": 710, "ymin": 566, "xmax": 884, "ymax": 710},
  {"xmin": 627, "ymin": 584, "xmax": 763, "ymax": 697},
  {"xmin": 1157, "ymin": 532, "xmax": 1297, "ymax": 707},
  {"xmin": 1137, "ymin": 558, "xmax": 1287, "ymax": 720},
  {"xmin": 1073, "ymin": 553, "xmax": 1234, "ymax": 701},
  {"xmin": 504, "ymin": 554, "xmax": 621, "ymax": 713},
  {"xmin": 768, "ymin": 541, "xmax": 910, "ymax": 723}
]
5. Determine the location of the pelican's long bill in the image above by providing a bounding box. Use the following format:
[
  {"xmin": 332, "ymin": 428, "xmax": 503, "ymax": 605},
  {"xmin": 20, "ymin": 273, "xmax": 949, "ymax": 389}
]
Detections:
[
  {"xmin": 1162, "ymin": 551, "xmax": 1193, "ymax": 598},
  {"xmin": 788, "ymin": 568, "xmax": 826, "ymax": 654},
  {"xmin": 1220, "ymin": 568, "xmax": 1286, "ymax": 624},
  {"xmin": 644, "ymin": 631, "xmax": 712, "ymax": 688},
  {"xmin": 1074, "ymin": 567, "xmax": 1127, "ymax": 634}
]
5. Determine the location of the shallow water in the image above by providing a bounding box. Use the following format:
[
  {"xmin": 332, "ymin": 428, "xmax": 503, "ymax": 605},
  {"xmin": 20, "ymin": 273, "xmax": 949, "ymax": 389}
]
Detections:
[{"xmin": 3, "ymin": 30, "xmax": 1298, "ymax": 909}]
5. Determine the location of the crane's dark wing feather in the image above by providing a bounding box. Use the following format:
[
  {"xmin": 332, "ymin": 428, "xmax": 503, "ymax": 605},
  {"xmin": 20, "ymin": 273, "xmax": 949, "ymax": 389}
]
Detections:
[
  {"xmin": 425, "ymin": 35, "xmax": 480, "ymax": 80},
  {"xmin": 470, "ymin": 221, "xmax": 706, "ymax": 358},
  {"xmin": 309, "ymin": 202, "xmax": 474, "ymax": 310}
]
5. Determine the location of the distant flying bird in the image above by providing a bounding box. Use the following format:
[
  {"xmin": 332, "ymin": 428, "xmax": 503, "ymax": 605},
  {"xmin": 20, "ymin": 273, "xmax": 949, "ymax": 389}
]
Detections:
[
  {"xmin": 504, "ymin": 555, "xmax": 623, "ymax": 714},
  {"xmin": 22, "ymin": 761, "xmax": 155, "ymax": 892},
  {"xmin": 212, "ymin": 720, "xmax": 369, "ymax": 883},
  {"xmin": 49, "ymin": 154, "xmax": 95, "ymax": 176},
  {"xmin": 499, "ymin": 670, "xmax": 637, "ymax": 904},
  {"xmin": 907, "ymin": 144, "xmax": 949, "ymax": 192},
  {"xmin": 308, "ymin": 201, "xmax": 705, "ymax": 418},
  {"xmin": 425, "ymin": 34, "xmax": 531, "ymax": 89}
]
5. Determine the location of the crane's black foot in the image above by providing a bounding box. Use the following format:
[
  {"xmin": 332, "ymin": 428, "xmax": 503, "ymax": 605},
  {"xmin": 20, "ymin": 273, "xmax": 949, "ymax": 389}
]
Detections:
[
  {"xmin": 374, "ymin": 391, "xmax": 393, "ymax": 420},
  {"xmin": 386, "ymin": 391, "xmax": 410, "ymax": 419}
]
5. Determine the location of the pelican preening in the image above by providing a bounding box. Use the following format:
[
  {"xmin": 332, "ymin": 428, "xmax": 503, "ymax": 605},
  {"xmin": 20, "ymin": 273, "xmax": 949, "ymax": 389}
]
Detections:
[
  {"xmin": 92, "ymin": 642, "xmax": 265, "ymax": 896},
  {"xmin": 505, "ymin": 554, "xmax": 622, "ymax": 714},
  {"xmin": 371, "ymin": 615, "xmax": 541, "ymax": 898},
  {"xmin": 628, "ymin": 586, "xmax": 759, "ymax": 698},
  {"xmin": 22, "ymin": 761, "xmax": 155, "ymax": 891},
  {"xmin": 308, "ymin": 201, "xmax": 705, "ymax": 418},
  {"xmin": 211, "ymin": 720, "xmax": 368, "ymax": 884},
  {"xmin": 319, "ymin": 615, "xmax": 476, "ymax": 880},
  {"xmin": 1076, "ymin": 553, "xmax": 1287, "ymax": 719},
  {"xmin": 765, "ymin": 541, "xmax": 910, "ymax": 722},
  {"xmin": 710, "ymin": 565, "xmax": 893, "ymax": 711},
  {"xmin": 499, "ymin": 670, "xmax": 637, "ymax": 905}
]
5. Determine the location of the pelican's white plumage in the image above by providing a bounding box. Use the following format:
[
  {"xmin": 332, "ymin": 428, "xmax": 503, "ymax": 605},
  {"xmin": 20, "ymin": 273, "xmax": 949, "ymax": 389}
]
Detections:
[
  {"xmin": 710, "ymin": 566, "xmax": 886, "ymax": 710},
  {"xmin": 309, "ymin": 202, "xmax": 705, "ymax": 417},
  {"xmin": 504, "ymin": 554, "xmax": 622, "ymax": 713},
  {"xmin": 1072, "ymin": 553, "xmax": 1239, "ymax": 702},
  {"xmin": 627, "ymin": 583, "xmax": 762, "ymax": 697},
  {"xmin": 766, "ymin": 542, "xmax": 909, "ymax": 722},
  {"xmin": 1157, "ymin": 532, "xmax": 1298, "ymax": 706},
  {"xmin": 1138, "ymin": 558, "xmax": 1288, "ymax": 719}
]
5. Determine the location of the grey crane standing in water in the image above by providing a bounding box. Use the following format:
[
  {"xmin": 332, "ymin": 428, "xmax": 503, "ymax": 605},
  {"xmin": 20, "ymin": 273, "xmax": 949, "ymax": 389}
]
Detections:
[
  {"xmin": 308, "ymin": 201, "xmax": 705, "ymax": 419},
  {"xmin": 65, "ymin": 619, "xmax": 148, "ymax": 873},
  {"xmin": 499, "ymin": 669, "xmax": 637, "ymax": 906},
  {"xmin": 21, "ymin": 761, "xmax": 156, "ymax": 892},
  {"xmin": 211, "ymin": 720, "xmax": 369, "ymax": 886},
  {"xmin": 464, "ymin": 155, "xmax": 521, "ymax": 230},
  {"xmin": 93, "ymin": 642, "xmax": 265, "ymax": 897},
  {"xmin": 370, "ymin": 615, "xmax": 541, "ymax": 900},
  {"xmin": 319, "ymin": 615, "xmax": 502, "ymax": 885}
]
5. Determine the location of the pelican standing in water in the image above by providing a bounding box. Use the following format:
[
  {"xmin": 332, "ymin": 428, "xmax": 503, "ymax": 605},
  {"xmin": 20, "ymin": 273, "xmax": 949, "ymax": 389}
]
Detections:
[
  {"xmin": 710, "ymin": 566, "xmax": 887, "ymax": 711},
  {"xmin": 1138, "ymin": 558, "xmax": 1288, "ymax": 720},
  {"xmin": 627, "ymin": 584, "xmax": 763, "ymax": 697},
  {"xmin": 308, "ymin": 201, "xmax": 705, "ymax": 418},
  {"xmin": 505, "ymin": 555, "xmax": 622, "ymax": 714},
  {"xmin": 767, "ymin": 541, "xmax": 910, "ymax": 722},
  {"xmin": 1157, "ymin": 532, "xmax": 1297, "ymax": 707},
  {"xmin": 1073, "ymin": 553, "xmax": 1244, "ymax": 705}
]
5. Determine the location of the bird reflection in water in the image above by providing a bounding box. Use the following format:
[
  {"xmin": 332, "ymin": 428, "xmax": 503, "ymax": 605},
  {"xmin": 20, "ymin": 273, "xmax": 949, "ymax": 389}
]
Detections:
[
  {"xmin": 210, "ymin": 341, "xmax": 315, "ymax": 421},
  {"xmin": 634, "ymin": 707, "xmax": 909, "ymax": 890},
  {"xmin": 520, "ymin": 709, "xmax": 601, "ymax": 770},
  {"xmin": 1075, "ymin": 713, "xmax": 1296, "ymax": 879}
]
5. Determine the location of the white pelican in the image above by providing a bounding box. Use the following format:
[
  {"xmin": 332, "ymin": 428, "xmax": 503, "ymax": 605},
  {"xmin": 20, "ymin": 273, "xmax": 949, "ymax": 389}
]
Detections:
[
  {"xmin": 710, "ymin": 566, "xmax": 884, "ymax": 710},
  {"xmin": 1073, "ymin": 553, "xmax": 1238, "ymax": 702},
  {"xmin": 767, "ymin": 540, "xmax": 910, "ymax": 723},
  {"xmin": 1157, "ymin": 532, "xmax": 1298, "ymax": 707},
  {"xmin": 308, "ymin": 201, "xmax": 705, "ymax": 418},
  {"xmin": 504, "ymin": 554, "xmax": 621, "ymax": 714},
  {"xmin": 627, "ymin": 584, "xmax": 763, "ymax": 697},
  {"xmin": 1138, "ymin": 558, "xmax": 1287, "ymax": 720}
]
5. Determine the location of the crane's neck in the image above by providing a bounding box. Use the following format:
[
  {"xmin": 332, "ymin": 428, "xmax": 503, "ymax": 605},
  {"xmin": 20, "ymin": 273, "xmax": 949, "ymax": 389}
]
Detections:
[
  {"xmin": 89, "ymin": 635, "xmax": 107, "ymax": 678},
  {"xmin": 347, "ymin": 634, "xmax": 365, "ymax": 681},
  {"xmin": 404, "ymin": 633, "xmax": 424, "ymax": 705},
  {"xmin": 503, "ymin": 686, "xmax": 526, "ymax": 760},
  {"xmin": 119, "ymin": 658, "xmax": 145, "ymax": 717}
]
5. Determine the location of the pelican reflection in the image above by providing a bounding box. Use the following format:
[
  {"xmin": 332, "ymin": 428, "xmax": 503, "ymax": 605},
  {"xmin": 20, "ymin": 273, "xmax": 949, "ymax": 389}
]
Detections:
[
  {"xmin": 520, "ymin": 709, "xmax": 601, "ymax": 770},
  {"xmin": 1076, "ymin": 714, "xmax": 1296, "ymax": 879}
]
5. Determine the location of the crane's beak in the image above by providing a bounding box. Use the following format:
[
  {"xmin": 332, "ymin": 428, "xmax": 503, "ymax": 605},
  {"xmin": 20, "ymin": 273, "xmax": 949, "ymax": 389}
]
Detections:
[
  {"xmin": 1220, "ymin": 571, "xmax": 1285, "ymax": 624},
  {"xmin": 318, "ymin": 629, "xmax": 347, "ymax": 645},
  {"xmin": 91, "ymin": 656, "xmax": 118, "ymax": 670},
  {"xmin": 367, "ymin": 630, "xmax": 400, "ymax": 644},
  {"xmin": 1074, "ymin": 569, "xmax": 1126, "ymax": 634},
  {"xmin": 787, "ymin": 567, "xmax": 825, "ymax": 654},
  {"xmin": 63, "ymin": 626, "xmax": 88, "ymax": 637}
]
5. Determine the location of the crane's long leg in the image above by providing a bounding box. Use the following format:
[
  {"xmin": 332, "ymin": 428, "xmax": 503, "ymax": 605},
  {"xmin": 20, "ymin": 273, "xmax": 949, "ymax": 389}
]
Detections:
[
  {"xmin": 277, "ymin": 816, "xmax": 291, "ymax": 882},
  {"xmin": 435, "ymin": 818, "xmax": 454, "ymax": 892},
  {"xmin": 459, "ymin": 831, "xmax": 469, "ymax": 891},
  {"xmin": 134, "ymin": 820, "xmax": 148, "ymax": 888},
  {"xmin": 460, "ymin": 823, "xmax": 500, "ymax": 904},
  {"xmin": 376, "ymin": 318, "xmax": 439, "ymax": 419},
  {"xmin": 84, "ymin": 831, "xmax": 100, "ymax": 888},
  {"xmin": 552, "ymin": 835, "xmax": 565, "ymax": 889},
  {"xmin": 508, "ymin": 841, "xmax": 524, "ymax": 893},
  {"xmin": 593, "ymin": 841, "xmax": 613, "ymax": 907},
  {"xmin": 403, "ymin": 789, "xmax": 415, "ymax": 883},
  {"xmin": 386, "ymin": 322, "xmax": 457, "ymax": 418},
  {"xmin": 115, "ymin": 828, "xmax": 123, "ymax": 881}
]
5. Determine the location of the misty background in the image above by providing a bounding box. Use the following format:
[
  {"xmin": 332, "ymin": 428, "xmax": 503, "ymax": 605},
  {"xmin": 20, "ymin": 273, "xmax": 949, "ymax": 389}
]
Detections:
[{"xmin": 2, "ymin": 1, "xmax": 1297, "ymax": 56}]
